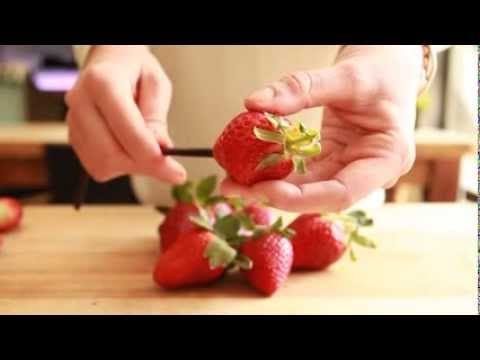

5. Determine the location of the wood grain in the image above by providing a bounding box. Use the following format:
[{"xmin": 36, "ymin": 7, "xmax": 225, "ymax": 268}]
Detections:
[{"xmin": 0, "ymin": 204, "xmax": 476, "ymax": 315}]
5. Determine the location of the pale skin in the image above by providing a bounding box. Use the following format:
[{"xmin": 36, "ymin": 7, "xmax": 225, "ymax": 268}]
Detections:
[{"xmin": 66, "ymin": 45, "xmax": 425, "ymax": 212}]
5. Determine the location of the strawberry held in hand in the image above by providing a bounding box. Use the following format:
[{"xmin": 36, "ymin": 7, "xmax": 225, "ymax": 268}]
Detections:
[
  {"xmin": 0, "ymin": 197, "xmax": 23, "ymax": 233},
  {"xmin": 289, "ymin": 211, "xmax": 376, "ymax": 271},
  {"xmin": 213, "ymin": 111, "xmax": 322, "ymax": 186}
]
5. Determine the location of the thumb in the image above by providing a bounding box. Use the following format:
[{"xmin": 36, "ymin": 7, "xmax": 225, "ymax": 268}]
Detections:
[
  {"xmin": 245, "ymin": 63, "xmax": 366, "ymax": 115},
  {"xmin": 138, "ymin": 67, "xmax": 174, "ymax": 148}
]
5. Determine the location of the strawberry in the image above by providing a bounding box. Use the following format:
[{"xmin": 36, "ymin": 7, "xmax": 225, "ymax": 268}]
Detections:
[
  {"xmin": 159, "ymin": 202, "xmax": 200, "ymax": 252},
  {"xmin": 153, "ymin": 229, "xmax": 235, "ymax": 289},
  {"xmin": 0, "ymin": 197, "xmax": 23, "ymax": 233},
  {"xmin": 159, "ymin": 176, "xmax": 221, "ymax": 252},
  {"xmin": 213, "ymin": 111, "xmax": 322, "ymax": 186},
  {"xmin": 245, "ymin": 203, "xmax": 273, "ymax": 226},
  {"xmin": 239, "ymin": 218, "xmax": 294, "ymax": 296},
  {"xmin": 289, "ymin": 211, "xmax": 376, "ymax": 271}
]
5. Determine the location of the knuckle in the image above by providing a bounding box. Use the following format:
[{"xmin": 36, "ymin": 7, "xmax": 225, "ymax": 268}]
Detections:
[
  {"xmin": 282, "ymin": 71, "xmax": 311, "ymax": 94},
  {"xmin": 337, "ymin": 185, "xmax": 354, "ymax": 211},
  {"xmin": 83, "ymin": 65, "xmax": 112, "ymax": 91},
  {"xmin": 340, "ymin": 63, "xmax": 376, "ymax": 104},
  {"xmin": 90, "ymin": 165, "xmax": 112, "ymax": 183}
]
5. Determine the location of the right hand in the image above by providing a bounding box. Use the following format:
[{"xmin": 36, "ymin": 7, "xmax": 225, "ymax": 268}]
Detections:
[{"xmin": 66, "ymin": 45, "xmax": 186, "ymax": 184}]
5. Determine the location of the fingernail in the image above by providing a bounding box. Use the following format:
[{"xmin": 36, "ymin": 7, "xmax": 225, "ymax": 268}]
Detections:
[{"xmin": 248, "ymin": 87, "xmax": 274, "ymax": 103}]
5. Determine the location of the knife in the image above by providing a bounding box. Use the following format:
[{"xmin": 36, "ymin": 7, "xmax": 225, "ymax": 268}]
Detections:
[{"xmin": 73, "ymin": 147, "xmax": 214, "ymax": 210}]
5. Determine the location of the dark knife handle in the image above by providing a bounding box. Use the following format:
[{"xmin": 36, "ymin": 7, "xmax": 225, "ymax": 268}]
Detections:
[{"xmin": 162, "ymin": 148, "xmax": 213, "ymax": 157}]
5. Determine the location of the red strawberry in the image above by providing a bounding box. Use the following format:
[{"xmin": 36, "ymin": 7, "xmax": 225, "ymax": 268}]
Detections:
[
  {"xmin": 245, "ymin": 203, "xmax": 273, "ymax": 226},
  {"xmin": 159, "ymin": 202, "xmax": 200, "ymax": 252},
  {"xmin": 158, "ymin": 176, "xmax": 220, "ymax": 252},
  {"xmin": 153, "ymin": 229, "xmax": 236, "ymax": 289},
  {"xmin": 213, "ymin": 111, "xmax": 322, "ymax": 186},
  {"xmin": 289, "ymin": 214, "xmax": 346, "ymax": 270},
  {"xmin": 289, "ymin": 212, "xmax": 376, "ymax": 271},
  {"xmin": 0, "ymin": 197, "xmax": 23, "ymax": 233},
  {"xmin": 239, "ymin": 218, "xmax": 294, "ymax": 296}
]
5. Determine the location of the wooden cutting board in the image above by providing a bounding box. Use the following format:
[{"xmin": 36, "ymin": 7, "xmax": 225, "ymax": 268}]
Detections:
[{"xmin": 0, "ymin": 204, "xmax": 477, "ymax": 315}]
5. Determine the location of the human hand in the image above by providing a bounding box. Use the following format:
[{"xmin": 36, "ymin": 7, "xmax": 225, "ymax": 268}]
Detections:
[
  {"xmin": 66, "ymin": 45, "xmax": 186, "ymax": 184},
  {"xmin": 222, "ymin": 45, "xmax": 425, "ymax": 212}
]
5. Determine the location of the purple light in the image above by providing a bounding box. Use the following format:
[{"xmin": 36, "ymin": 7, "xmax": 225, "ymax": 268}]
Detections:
[{"xmin": 32, "ymin": 69, "xmax": 78, "ymax": 92}]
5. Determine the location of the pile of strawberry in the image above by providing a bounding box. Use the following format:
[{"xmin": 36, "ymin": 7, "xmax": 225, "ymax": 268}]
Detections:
[
  {"xmin": 154, "ymin": 176, "xmax": 375, "ymax": 296},
  {"xmin": 0, "ymin": 197, "xmax": 23, "ymax": 251}
]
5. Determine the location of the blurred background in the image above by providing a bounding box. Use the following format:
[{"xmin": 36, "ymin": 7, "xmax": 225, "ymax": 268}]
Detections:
[{"xmin": 0, "ymin": 45, "xmax": 477, "ymax": 206}]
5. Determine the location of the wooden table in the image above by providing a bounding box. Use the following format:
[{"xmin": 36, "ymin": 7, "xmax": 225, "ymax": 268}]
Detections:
[
  {"xmin": 387, "ymin": 128, "xmax": 476, "ymax": 202},
  {"xmin": 0, "ymin": 204, "xmax": 476, "ymax": 315},
  {"xmin": 0, "ymin": 122, "xmax": 68, "ymax": 188}
]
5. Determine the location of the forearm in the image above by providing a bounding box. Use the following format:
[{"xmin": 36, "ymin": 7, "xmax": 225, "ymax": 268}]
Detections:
[{"xmin": 72, "ymin": 45, "xmax": 152, "ymax": 68}]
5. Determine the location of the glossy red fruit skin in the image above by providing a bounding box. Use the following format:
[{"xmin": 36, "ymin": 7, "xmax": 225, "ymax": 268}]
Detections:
[
  {"xmin": 153, "ymin": 230, "xmax": 225, "ymax": 289},
  {"xmin": 213, "ymin": 112, "xmax": 293, "ymax": 186},
  {"xmin": 240, "ymin": 233, "xmax": 293, "ymax": 296},
  {"xmin": 0, "ymin": 197, "xmax": 23, "ymax": 233},
  {"xmin": 159, "ymin": 203, "xmax": 200, "ymax": 252},
  {"xmin": 289, "ymin": 214, "xmax": 346, "ymax": 271},
  {"xmin": 245, "ymin": 204, "xmax": 273, "ymax": 226}
]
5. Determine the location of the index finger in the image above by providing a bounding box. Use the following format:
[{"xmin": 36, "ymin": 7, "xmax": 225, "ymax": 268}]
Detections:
[
  {"xmin": 91, "ymin": 78, "xmax": 163, "ymax": 165},
  {"xmin": 221, "ymin": 157, "xmax": 398, "ymax": 213}
]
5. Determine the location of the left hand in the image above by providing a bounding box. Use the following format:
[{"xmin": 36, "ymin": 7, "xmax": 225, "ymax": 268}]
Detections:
[{"xmin": 221, "ymin": 45, "xmax": 425, "ymax": 212}]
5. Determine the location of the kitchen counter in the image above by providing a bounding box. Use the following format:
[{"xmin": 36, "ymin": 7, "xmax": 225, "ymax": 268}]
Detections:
[{"xmin": 0, "ymin": 203, "xmax": 477, "ymax": 315}]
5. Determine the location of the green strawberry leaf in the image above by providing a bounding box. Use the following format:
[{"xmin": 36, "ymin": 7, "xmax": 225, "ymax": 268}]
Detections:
[
  {"xmin": 227, "ymin": 235, "xmax": 248, "ymax": 248},
  {"xmin": 293, "ymin": 157, "xmax": 306, "ymax": 174},
  {"xmin": 234, "ymin": 254, "xmax": 253, "ymax": 271},
  {"xmin": 252, "ymin": 228, "xmax": 266, "ymax": 238},
  {"xmin": 172, "ymin": 181, "xmax": 194, "ymax": 203},
  {"xmin": 278, "ymin": 117, "xmax": 291, "ymax": 129},
  {"xmin": 256, "ymin": 153, "xmax": 284, "ymax": 171},
  {"xmin": 351, "ymin": 232, "xmax": 376, "ymax": 249},
  {"xmin": 359, "ymin": 218, "xmax": 374, "ymax": 227},
  {"xmin": 349, "ymin": 247, "xmax": 357, "ymax": 262},
  {"xmin": 253, "ymin": 127, "xmax": 284, "ymax": 144},
  {"xmin": 204, "ymin": 236, "xmax": 237, "ymax": 269},
  {"xmin": 299, "ymin": 121, "xmax": 306, "ymax": 132},
  {"xmin": 213, "ymin": 214, "xmax": 241, "ymax": 239},
  {"xmin": 295, "ymin": 142, "xmax": 322, "ymax": 157},
  {"xmin": 237, "ymin": 213, "xmax": 256, "ymax": 231},
  {"xmin": 271, "ymin": 216, "xmax": 283, "ymax": 232},
  {"xmin": 196, "ymin": 175, "xmax": 217, "ymax": 205},
  {"xmin": 348, "ymin": 210, "xmax": 367, "ymax": 218},
  {"xmin": 189, "ymin": 214, "xmax": 213, "ymax": 232},
  {"xmin": 264, "ymin": 113, "xmax": 279, "ymax": 128},
  {"xmin": 204, "ymin": 195, "xmax": 227, "ymax": 206},
  {"xmin": 282, "ymin": 227, "xmax": 296, "ymax": 239},
  {"xmin": 227, "ymin": 197, "xmax": 245, "ymax": 211}
]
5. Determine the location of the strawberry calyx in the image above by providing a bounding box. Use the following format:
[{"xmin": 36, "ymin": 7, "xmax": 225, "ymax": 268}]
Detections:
[
  {"xmin": 254, "ymin": 113, "xmax": 322, "ymax": 174},
  {"xmin": 190, "ymin": 203, "xmax": 293, "ymax": 272},
  {"xmin": 322, "ymin": 210, "xmax": 376, "ymax": 262},
  {"xmin": 172, "ymin": 175, "xmax": 224, "ymax": 208}
]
